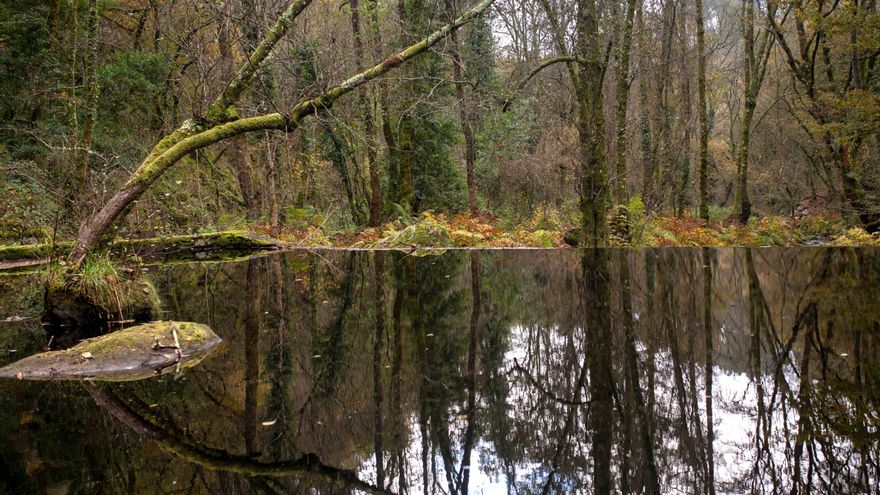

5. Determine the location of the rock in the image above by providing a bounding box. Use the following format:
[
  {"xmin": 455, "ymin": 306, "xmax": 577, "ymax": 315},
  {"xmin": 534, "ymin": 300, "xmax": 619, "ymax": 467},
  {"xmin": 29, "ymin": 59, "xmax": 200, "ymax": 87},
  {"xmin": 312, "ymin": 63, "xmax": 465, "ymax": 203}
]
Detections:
[{"xmin": 0, "ymin": 321, "xmax": 221, "ymax": 381}]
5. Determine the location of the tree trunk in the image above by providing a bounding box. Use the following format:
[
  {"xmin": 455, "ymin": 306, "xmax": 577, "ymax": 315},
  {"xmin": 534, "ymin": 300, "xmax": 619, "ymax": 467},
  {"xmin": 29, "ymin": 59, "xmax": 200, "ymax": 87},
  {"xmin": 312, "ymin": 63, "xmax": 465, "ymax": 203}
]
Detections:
[
  {"xmin": 446, "ymin": 0, "xmax": 479, "ymax": 215},
  {"xmin": 371, "ymin": 251, "xmax": 386, "ymax": 488},
  {"xmin": 614, "ymin": 0, "xmax": 637, "ymax": 205},
  {"xmin": 350, "ymin": 0, "xmax": 383, "ymax": 226},
  {"xmin": 584, "ymin": 249, "xmax": 613, "ymax": 494},
  {"xmin": 576, "ymin": 0, "xmax": 609, "ymax": 246},
  {"xmin": 736, "ymin": 0, "xmax": 756, "ymax": 223},
  {"xmin": 76, "ymin": 0, "xmax": 99, "ymax": 206},
  {"xmin": 702, "ymin": 247, "xmax": 716, "ymax": 495},
  {"xmin": 637, "ymin": 0, "xmax": 656, "ymax": 208},
  {"xmin": 695, "ymin": 0, "xmax": 710, "ymax": 220},
  {"xmin": 459, "ymin": 251, "xmax": 482, "ymax": 493}
]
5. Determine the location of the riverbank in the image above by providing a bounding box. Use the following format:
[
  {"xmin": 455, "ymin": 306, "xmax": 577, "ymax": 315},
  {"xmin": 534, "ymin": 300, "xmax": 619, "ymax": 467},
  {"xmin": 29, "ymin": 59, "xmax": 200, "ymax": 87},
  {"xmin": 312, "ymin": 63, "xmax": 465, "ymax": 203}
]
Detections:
[{"xmin": 264, "ymin": 211, "xmax": 880, "ymax": 249}]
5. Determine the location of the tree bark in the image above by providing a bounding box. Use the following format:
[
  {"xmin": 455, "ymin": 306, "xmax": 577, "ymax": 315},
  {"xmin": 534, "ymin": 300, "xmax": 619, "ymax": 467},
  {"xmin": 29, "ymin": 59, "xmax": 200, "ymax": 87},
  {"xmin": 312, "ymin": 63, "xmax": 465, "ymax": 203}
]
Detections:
[
  {"xmin": 446, "ymin": 0, "xmax": 479, "ymax": 215},
  {"xmin": 695, "ymin": 0, "xmax": 710, "ymax": 220},
  {"xmin": 576, "ymin": 0, "xmax": 609, "ymax": 246},
  {"xmin": 350, "ymin": 0, "xmax": 383, "ymax": 226},
  {"xmin": 614, "ymin": 0, "xmax": 637, "ymax": 205},
  {"xmin": 76, "ymin": 0, "xmax": 99, "ymax": 205}
]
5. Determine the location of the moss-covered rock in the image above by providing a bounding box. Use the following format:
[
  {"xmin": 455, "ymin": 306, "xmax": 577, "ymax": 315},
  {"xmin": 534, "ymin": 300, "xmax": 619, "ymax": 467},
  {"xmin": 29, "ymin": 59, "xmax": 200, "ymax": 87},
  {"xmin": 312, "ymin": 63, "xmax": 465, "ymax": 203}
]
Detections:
[{"xmin": 0, "ymin": 321, "xmax": 221, "ymax": 381}]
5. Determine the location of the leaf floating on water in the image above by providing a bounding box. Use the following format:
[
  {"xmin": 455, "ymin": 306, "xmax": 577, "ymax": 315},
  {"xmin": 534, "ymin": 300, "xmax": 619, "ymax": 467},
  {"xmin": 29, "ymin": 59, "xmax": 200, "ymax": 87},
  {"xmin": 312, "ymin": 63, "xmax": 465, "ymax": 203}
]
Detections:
[{"xmin": 0, "ymin": 321, "xmax": 221, "ymax": 382}]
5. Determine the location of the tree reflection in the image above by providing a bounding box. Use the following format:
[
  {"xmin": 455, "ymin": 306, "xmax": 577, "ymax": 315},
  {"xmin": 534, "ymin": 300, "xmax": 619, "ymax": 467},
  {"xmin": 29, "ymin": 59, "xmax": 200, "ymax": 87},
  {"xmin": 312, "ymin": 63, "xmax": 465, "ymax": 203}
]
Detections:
[{"xmin": 0, "ymin": 248, "xmax": 878, "ymax": 494}]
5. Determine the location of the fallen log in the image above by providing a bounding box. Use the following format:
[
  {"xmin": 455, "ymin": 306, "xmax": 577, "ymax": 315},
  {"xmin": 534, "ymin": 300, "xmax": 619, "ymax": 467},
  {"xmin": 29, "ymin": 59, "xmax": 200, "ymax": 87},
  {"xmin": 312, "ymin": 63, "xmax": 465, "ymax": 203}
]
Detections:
[
  {"xmin": 0, "ymin": 230, "xmax": 279, "ymax": 268},
  {"xmin": 0, "ymin": 321, "xmax": 221, "ymax": 381}
]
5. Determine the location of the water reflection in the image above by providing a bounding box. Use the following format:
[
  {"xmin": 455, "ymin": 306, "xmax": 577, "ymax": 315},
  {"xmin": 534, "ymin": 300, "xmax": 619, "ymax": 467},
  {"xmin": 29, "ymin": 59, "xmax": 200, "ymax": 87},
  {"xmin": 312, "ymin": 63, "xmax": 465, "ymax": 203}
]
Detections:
[{"xmin": 0, "ymin": 248, "xmax": 878, "ymax": 494}]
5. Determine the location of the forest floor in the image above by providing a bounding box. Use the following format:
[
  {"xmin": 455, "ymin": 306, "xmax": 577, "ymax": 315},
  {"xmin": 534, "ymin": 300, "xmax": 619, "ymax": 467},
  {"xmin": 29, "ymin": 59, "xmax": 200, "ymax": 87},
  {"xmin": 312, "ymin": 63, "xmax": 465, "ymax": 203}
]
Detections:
[
  {"xmin": 1, "ymin": 212, "xmax": 878, "ymax": 268},
  {"xmin": 261, "ymin": 211, "xmax": 880, "ymax": 249}
]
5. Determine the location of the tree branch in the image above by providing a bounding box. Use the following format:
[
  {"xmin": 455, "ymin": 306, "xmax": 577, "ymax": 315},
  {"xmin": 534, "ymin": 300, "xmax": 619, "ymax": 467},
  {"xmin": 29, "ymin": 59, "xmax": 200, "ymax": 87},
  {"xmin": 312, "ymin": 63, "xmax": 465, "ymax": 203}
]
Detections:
[
  {"xmin": 502, "ymin": 56, "xmax": 588, "ymax": 111},
  {"xmin": 205, "ymin": 0, "xmax": 315, "ymax": 122}
]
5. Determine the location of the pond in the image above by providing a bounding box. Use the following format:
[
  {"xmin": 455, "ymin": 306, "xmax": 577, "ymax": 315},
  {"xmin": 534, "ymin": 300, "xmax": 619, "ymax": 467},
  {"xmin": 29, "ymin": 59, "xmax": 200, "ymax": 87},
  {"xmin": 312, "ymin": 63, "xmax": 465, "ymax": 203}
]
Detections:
[{"xmin": 0, "ymin": 248, "xmax": 878, "ymax": 494}]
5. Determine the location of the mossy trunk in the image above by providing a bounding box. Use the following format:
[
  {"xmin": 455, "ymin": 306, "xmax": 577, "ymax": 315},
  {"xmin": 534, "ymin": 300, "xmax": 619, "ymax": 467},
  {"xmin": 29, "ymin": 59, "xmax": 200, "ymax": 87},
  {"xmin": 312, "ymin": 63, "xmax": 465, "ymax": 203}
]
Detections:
[
  {"xmin": 350, "ymin": 0, "xmax": 383, "ymax": 227},
  {"xmin": 614, "ymin": 0, "xmax": 637, "ymax": 205},
  {"xmin": 576, "ymin": 0, "xmax": 609, "ymax": 246},
  {"xmin": 76, "ymin": 0, "xmax": 99, "ymax": 205},
  {"xmin": 445, "ymin": 0, "xmax": 479, "ymax": 216},
  {"xmin": 1, "ymin": 231, "xmax": 278, "ymax": 270},
  {"xmin": 695, "ymin": 0, "xmax": 710, "ymax": 220}
]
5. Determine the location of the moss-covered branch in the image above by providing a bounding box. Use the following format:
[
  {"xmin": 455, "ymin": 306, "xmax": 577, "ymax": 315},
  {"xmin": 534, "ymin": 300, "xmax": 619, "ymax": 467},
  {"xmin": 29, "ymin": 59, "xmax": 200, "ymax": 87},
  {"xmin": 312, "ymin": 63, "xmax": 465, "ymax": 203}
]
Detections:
[{"xmin": 205, "ymin": 0, "xmax": 314, "ymax": 122}]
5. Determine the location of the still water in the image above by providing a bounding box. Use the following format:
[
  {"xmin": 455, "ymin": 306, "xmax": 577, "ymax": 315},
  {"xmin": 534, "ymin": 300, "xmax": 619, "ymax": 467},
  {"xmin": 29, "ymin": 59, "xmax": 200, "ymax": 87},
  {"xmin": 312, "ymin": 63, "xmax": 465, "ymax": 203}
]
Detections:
[{"xmin": 1, "ymin": 248, "xmax": 878, "ymax": 494}]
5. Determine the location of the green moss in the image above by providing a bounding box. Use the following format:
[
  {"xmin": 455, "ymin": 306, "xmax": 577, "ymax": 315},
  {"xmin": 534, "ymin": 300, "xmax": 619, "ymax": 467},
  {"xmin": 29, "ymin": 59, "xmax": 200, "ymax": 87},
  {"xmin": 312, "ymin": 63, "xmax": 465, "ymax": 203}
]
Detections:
[
  {"xmin": 43, "ymin": 255, "xmax": 161, "ymax": 321},
  {"xmin": 0, "ymin": 242, "xmax": 72, "ymax": 261},
  {"xmin": 0, "ymin": 231, "xmax": 279, "ymax": 268},
  {"xmin": 0, "ymin": 321, "xmax": 221, "ymax": 381}
]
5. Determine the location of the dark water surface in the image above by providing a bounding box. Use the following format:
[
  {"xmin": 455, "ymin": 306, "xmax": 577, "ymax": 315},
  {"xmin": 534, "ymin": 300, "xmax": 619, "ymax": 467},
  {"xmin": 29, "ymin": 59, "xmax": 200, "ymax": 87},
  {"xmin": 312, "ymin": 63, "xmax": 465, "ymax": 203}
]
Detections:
[{"xmin": 1, "ymin": 248, "xmax": 878, "ymax": 494}]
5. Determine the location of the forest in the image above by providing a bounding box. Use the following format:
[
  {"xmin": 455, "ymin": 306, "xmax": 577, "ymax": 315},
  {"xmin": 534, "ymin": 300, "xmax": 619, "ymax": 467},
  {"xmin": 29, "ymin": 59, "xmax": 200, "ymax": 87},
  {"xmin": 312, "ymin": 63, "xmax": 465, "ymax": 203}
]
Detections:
[
  {"xmin": 1, "ymin": 0, "xmax": 880, "ymax": 257},
  {"xmin": 1, "ymin": 2, "xmax": 880, "ymax": 492}
]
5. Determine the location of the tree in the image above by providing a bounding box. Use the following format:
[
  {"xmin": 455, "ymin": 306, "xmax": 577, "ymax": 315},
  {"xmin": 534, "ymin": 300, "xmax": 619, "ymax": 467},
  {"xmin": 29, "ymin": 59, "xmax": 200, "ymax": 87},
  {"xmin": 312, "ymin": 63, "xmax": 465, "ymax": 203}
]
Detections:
[
  {"xmin": 614, "ymin": 0, "xmax": 638, "ymax": 206},
  {"xmin": 67, "ymin": 0, "xmax": 495, "ymax": 264},
  {"xmin": 695, "ymin": 0, "xmax": 710, "ymax": 220},
  {"xmin": 576, "ymin": 0, "xmax": 610, "ymax": 245},
  {"xmin": 446, "ymin": 0, "xmax": 479, "ymax": 215},
  {"xmin": 764, "ymin": 0, "xmax": 880, "ymax": 230},
  {"xmin": 734, "ymin": 0, "xmax": 776, "ymax": 223}
]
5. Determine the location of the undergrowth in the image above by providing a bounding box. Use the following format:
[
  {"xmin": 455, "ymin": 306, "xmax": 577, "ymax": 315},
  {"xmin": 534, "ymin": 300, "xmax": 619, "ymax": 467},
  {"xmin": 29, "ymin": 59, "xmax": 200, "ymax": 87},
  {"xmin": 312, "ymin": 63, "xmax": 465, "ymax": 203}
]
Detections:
[
  {"xmin": 42, "ymin": 255, "xmax": 161, "ymax": 319},
  {"xmin": 263, "ymin": 201, "xmax": 879, "ymax": 248}
]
